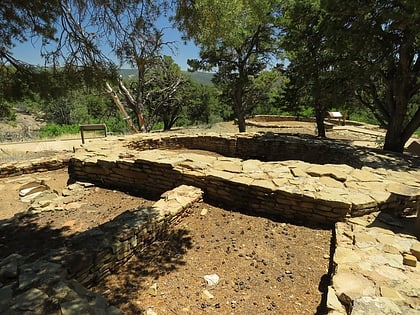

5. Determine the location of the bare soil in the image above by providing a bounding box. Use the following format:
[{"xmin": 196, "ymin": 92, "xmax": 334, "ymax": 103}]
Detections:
[
  {"xmin": 0, "ymin": 168, "xmax": 331, "ymax": 314},
  {"xmin": 1, "ymin": 120, "xmax": 384, "ymax": 314}
]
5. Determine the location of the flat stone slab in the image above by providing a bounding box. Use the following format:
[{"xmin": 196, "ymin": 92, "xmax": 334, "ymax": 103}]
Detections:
[{"xmin": 329, "ymin": 212, "xmax": 420, "ymax": 314}]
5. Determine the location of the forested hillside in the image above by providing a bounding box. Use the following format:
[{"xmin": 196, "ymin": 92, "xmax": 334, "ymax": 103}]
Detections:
[
  {"xmin": 120, "ymin": 69, "xmax": 214, "ymax": 86},
  {"xmin": 1, "ymin": 0, "xmax": 419, "ymax": 152}
]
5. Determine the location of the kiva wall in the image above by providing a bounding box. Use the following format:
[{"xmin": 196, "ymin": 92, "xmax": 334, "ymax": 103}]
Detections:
[{"xmin": 68, "ymin": 133, "xmax": 419, "ymax": 226}]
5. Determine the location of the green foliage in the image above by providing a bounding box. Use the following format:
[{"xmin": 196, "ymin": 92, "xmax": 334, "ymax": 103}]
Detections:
[
  {"xmin": 95, "ymin": 116, "xmax": 129, "ymax": 134},
  {"xmin": 280, "ymin": 0, "xmax": 340, "ymax": 136},
  {"xmin": 151, "ymin": 121, "xmax": 164, "ymax": 131},
  {"xmin": 280, "ymin": 0, "xmax": 420, "ymax": 150},
  {"xmin": 120, "ymin": 69, "xmax": 215, "ymax": 86},
  {"xmin": 39, "ymin": 116, "xmax": 130, "ymax": 139},
  {"xmin": 182, "ymin": 82, "xmax": 224, "ymax": 125},
  {"xmin": 250, "ymin": 69, "xmax": 285, "ymax": 115},
  {"xmin": 0, "ymin": 1, "xmax": 59, "ymax": 62},
  {"xmin": 39, "ymin": 124, "xmax": 79, "ymax": 138},
  {"xmin": 183, "ymin": 71, "xmax": 214, "ymax": 86},
  {"xmin": 175, "ymin": 0, "xmax": 281, "ymax": 132},
  {"xmin": 319, "ymin": 0, "xmax": 420, "ymax": 152},
  {"xmin": 140, "ymin": 56, "xmax": 189, "ymax": 131},
  {"xmin": 0, "ymin": 101, "xmax": 15, "ymax": 121},
  {"xmin": 347, "ymin": 109, "xmax": 379, "ymax": 126}
]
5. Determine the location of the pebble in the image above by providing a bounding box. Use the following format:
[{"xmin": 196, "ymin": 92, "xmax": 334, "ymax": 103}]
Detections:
[
  {"xmin": 202, "ymin": 289, "xmax": 214, "ymax": 300},
  {"xmin": 146, "ymin": 307, "xmax": 157, "ymax": 315}
]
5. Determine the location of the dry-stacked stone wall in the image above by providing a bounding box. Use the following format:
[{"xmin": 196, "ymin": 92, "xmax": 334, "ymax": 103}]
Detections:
[
  {"xmin": 126, "ymin": 133, "xmax": 418, "ymax": 168},
  {"xmin": 0, "ymin": 185, "xmax": 203, "ymax": 314},
  {"xmin": 64, "ymin": 185, "xmax": 203, "ymax": 286},
  {"xmin": 0, "ymin": 155, "xmax": 70, "ymax": 177},
  {"xmin": 69, "ymin": 133, "xmax": 420, "ymax": 226}
]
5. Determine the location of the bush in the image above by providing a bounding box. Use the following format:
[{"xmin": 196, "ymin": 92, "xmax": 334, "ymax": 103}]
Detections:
[
  {"xmin": 347, "ymin": 109, "xmax": 379, "ymax": 125},
  {"xmin": 0, "ymin": 102, "xmax": 16, "ymax": 121},
  {"xmin": 39, "ymin": 124, "xmax": 80, "ymax": 138},
  {"xmin": 100, "ymin": 117, "xmax": 129, "ymax": 134},
  {"xmin": 151, "ymin": 121, "xmax": 164, "ymax": 131}
]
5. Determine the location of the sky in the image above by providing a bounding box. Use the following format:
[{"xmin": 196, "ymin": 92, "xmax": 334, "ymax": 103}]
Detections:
[{"xmin": 10, "ymin": 15, "xmax": 200, "ymax": 71}]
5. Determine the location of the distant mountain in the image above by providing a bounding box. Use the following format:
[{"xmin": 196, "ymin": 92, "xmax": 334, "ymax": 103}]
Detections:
[
  {"xmin": 119, "ymin": 69, "xmax": 214, "ymax": 86},
  {"xmin": 183, "ymin": 71, "xmax": 214, "ymax": 86},
  {"xmin": 119, "ymin": 69, "xmax": 137, "ymax": 79}
]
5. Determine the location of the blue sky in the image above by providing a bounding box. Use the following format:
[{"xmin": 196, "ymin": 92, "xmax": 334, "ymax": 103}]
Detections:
[{"xmin": 11, "ymin": 16, "xmax": 200, "ymax": 71}]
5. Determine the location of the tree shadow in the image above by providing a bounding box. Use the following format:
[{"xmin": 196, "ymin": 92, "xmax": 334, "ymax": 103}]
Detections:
[
  {"xmin": 0, "ymin": 202, "xmax": 195, "ymax": 314},
  {"xmin": 253, "ymin": 133, "xmax": 420, "ymax": 171},
  {"xmin": 92, "ymin": 224, "xmax": 193, "ymax": 314},
  {"xmin": 366, "ymin": 210, "xmax": 418, "ymax": 238},
  {"xmin": 0, "ymin": 214, "xmax": 70, "ymax": 262},
  {"xmin": 315, "ymin": 231, "xmax": 337, "ymax": 315}
]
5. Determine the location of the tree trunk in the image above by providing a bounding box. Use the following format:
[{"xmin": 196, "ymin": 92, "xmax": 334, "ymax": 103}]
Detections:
[
  {"xmin": 237, "ymin": 112, "xmax": 246, "ymax": 132},
  {"xmin": 118, "ymin": 78, "xmax": 146, "ymax": 131},
  {"xmin": 382, "ymin": 98, "xmax": 411, "ymax": 153},
  {"xmin": 105, "ymin": 82, "xmax": 138, "ymax": 133},
  {"xmin": 383, "ymin": 129, "xmax": 405, "ymax": 153},
  {"xmin": 233, "ymin": 83, "xmax": 247, "ymax": 133},
  {"xmin": 315, "ymin": 107, "xmax": 326, "ymax": 137},
  {"xmin": 382, "ymin": 35, "xmax": 420, "ymax": 153}
]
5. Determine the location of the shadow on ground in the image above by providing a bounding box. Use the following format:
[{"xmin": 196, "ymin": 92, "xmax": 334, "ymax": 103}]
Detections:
[
  {"xmin": 0, "ymin": 214, "xmax": 70, "ymax": 262},
  {"xmin": 93, "ymin": 227, "xmax": 193, "ymax": 314}
]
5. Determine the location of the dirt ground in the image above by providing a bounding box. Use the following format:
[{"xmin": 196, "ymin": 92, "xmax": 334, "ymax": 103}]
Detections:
[
  {"xmin": 0, "ymin": 168, "xmax": 332, "ymax": 315},
  {"xmin": 0, "ymin": 120, "xmax": 386, "ymax": 314}
]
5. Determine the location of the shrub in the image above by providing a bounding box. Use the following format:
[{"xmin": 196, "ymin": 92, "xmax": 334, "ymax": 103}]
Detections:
[{"xmin": 39, "ymin": 124, "xmax": 79, "ymax": 138}]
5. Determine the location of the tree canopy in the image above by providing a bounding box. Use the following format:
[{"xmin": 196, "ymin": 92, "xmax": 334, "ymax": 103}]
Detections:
[
  {"xmin": 175, "ymin": 0, "xmax": 281, "ymax": 132},
  {"xmin": 0, "ymin": 0, "xmax": 59, "ymax": 67},
  {"xmin": 320, "ymin": 0, "xmax": 420, "ymax": 152},
  {"xmin": 279, "ymin": 0, "xmax": 420, "ymax": 151},
  {"xmin": 1, "ymin": 0, "xmax": 419, "ymax": 152},
  {"xmin": 280, "ymin": 0, "xmax": 333, "ymax": 137}
]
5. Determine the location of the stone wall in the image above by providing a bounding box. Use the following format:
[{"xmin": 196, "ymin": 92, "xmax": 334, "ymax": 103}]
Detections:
[
  {"xmin": 248, "ymin": 115, "xmax": 364, "ymax": 126},
  {"xmin": 0, "ymin": 155, "xmax": 70, "ymax": 178},
  {"xmin": 126, "ymin": 133, "xmax": 418, "ymax": 169},
  {"xmin": 2, "ymin": 133, "xmax": 419, "ymax": 314},
  {"xmin": 65, "ymin": 185, "xmax": 202, "ymax": 286},
  {"xmin": 0, "ymin": 185, "xmax": 203, "ymax": 314},
  {"xmin": 68, "ymin": 133, "xmax": 420, "ymax": 226},
  {"xmin": 328, "ymin": 213, "xmax": 420, "ymax": 315}
]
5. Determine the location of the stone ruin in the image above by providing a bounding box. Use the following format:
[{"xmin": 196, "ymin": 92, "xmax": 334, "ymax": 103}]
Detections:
[
  {"xmin": 0, "ymin": 131, "xmax": 419, "ymax": 314},
  {"xmin": 69, "ymin": 132, "xmax": 419, "ymax": 224}
]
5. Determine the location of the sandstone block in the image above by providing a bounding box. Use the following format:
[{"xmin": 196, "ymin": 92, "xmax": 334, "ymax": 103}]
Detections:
[
  {"xmin": 333, "ymin": 270, "xmax": 376, "ymax": 306},
  {"xmin": 387, "ymin": 182, "xmax": 420, "ymax": 197},
  {"xmin": 350, "ymin": 169, "xmax": 380, "ymax": 182},
  {"xmin": 352, "ymin": 296, "xmax": 402, "ymax": 315},
  {"xmin": 403, "ymin": 253, "xmax": 417, "ymax": 267},
  {"xmin": 14, "ymin": 288, "xmax": 49, "ymax": 313},
  {"xmin": 0, "ymin": 285, "xmax": 13, "ymax": 311},
  {"xmin": 290, "ymin": 168, "xmax": 307, "ymax": 177},
  {"xmin": 410, "ymin": 241, "xmax": 420, "ymax": 260},
  {"xmin": 326, "ymin": 286, "xmax": 346, "ymax": 313},
  {"xmin": 380, "ymin": 286, "xmax": 405, "ymax": 302}
]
